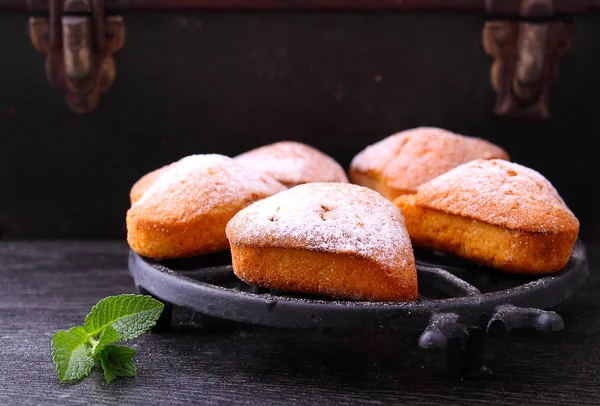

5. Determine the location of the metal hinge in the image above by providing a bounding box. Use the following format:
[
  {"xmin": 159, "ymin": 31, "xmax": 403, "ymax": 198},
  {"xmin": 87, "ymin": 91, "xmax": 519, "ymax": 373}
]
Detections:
[
  {"xmin": 29, "ymin": 0, "xmax": 125, "ymax": 114},
  {"xmin": 483, "ymin": 0, "xmax": 575, "ymax": 120}
]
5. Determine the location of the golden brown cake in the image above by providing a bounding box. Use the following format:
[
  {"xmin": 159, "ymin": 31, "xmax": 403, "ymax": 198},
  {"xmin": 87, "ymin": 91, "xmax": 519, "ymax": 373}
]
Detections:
[
  {"xmin": 226, "ymin": 182, "xmax": 417, "ymax": 301},
  {"xmin": 130, "ymin": 164, "xmax": 172, "ymax": 205},
  {"xmin": 349, "ymin": 127, "xmax": 509, "ymax": 200},
  {"xmin": 234, "ymin": 141, "xmax": 348, "ymax": 188},
  {"xmin": 127, "ymin": 154, "xmax": 286, "ymax": 259},
  {"xmin": 394, "ymin": 159, "xmax": 579, "ymax": 273}
]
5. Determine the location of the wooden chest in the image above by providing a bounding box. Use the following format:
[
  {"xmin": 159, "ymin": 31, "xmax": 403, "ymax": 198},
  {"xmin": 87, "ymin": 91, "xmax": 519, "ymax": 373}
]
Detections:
[{"xmin": 1, "ymin": 0, "xmax": 599, "ymax": 240}]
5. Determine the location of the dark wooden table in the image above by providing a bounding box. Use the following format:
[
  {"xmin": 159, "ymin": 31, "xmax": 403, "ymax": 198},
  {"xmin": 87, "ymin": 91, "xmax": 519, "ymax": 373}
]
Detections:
[{"xmin": 1, "ymin": 241, "xmax": 599, "ymax": 405}]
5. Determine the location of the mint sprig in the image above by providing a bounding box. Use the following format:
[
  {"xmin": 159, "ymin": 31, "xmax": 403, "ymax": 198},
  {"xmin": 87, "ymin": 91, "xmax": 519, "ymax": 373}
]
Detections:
[{"xmin": 51, "ymin": 294, "xmax": 164, "ymax": 383}]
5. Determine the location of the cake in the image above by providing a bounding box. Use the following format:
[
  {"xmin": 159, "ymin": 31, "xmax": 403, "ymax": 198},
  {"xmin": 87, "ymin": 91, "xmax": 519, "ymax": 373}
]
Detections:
[
  {"xmin": 394, "ymin": 159, "xmax": 579, "ymax": 273},
  {"xmin": 349, "ymin": 127, "xmax": 509, "ymax": 200},
  {"xmin": 127, "ymin": 154, "xmax": 286, "ymax": 259},
  {"xmin": 234, "ymin": 141, "xmax": 348, "ymax": 188},
  {"xmin": 226, "ymin": 182, "xmax": 418, "ymax": 301}
]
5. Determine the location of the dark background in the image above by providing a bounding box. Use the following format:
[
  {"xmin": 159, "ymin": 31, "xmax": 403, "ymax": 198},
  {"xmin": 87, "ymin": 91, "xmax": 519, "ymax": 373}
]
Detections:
[{"xmin": 1, "ymin": 11, "xmax": 599, "ymax": 240}]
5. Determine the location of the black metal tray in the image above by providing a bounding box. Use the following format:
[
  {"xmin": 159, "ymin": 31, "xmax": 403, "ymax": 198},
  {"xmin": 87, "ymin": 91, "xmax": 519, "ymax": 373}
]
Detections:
[{"xmin": 129, "ymin": 239, "xmax": 589, "ymax": 376}]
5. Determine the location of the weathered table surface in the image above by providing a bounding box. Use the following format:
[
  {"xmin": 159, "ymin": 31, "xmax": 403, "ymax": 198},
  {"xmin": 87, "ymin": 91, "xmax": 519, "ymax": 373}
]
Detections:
[{"xmin": 1, "ymin": 241, "xmax": 599, "ymax": 405}]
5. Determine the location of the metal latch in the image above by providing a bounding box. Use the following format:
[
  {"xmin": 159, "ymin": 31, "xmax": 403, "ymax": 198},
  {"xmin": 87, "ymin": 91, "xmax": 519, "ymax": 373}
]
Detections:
[
  {"xmin": 29, "ymin": 0, "xmax": 125, "ymax": 114},
  {"xmin": 483, "ymin": 0, "xmax": 575, "ymax": 120}
]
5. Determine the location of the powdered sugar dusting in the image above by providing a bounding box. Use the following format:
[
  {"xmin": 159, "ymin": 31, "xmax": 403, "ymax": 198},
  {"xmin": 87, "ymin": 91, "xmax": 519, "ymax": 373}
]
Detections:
[
  {"xmin": 226, "ymin": 182, "xmax": 415, "ymax": 270},
  {"xmin": 350, "ymin": 131, "xmax": 410, "ymax": 174},
  {"xmin": 133, "ymin": 154, "xmax": 286, "ymax": 219},
  {"xmin": 130, "ymin": 164, "xmax": 173, "ymax": 204},
  {"xmin": 235, "ymin": 141, "xmax": 348, "ymax": 187},
  {"xmin": 350, "ymin": 127, "xmax": 509, "ymax": 194},
  {"xmin": 416, "ymin": 159, "xmax": 579, "ymax": 234}
]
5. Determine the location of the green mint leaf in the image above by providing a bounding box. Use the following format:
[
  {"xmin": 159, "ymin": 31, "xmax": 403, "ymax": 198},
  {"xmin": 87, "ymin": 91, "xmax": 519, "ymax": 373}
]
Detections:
[
  {"xmin": 92, "ymin": 325, "xmax": 120, "ymax": 357},
  {"xmin": 52, "ymin": 294, "xmax": 164, "ymax": 384},
  {"xmin": 84, "ymin": 294, "xmax": 164, "ymax": 341},
  {"xmin": 97, "ymin": 345, "xmax": 137, "ymax": 383},
  {"xmin": 51, "ymin": 326, "xmax": 95, "ymax": 382}
]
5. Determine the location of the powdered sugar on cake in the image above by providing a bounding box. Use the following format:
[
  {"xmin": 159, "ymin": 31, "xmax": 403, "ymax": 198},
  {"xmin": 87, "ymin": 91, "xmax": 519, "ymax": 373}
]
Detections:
[
  {"xmin": 350, "ymin": 131, "xmax": 410, "ymax": 174},
  {"xmin": 235, "ymin": 141, "xmax": 348, "ymax": 187},
  {"xmin": 350, "ymin": 127, "xmax": 509, "ymax": 193},
  {"xmin": 226, "ymin": 182, "xmax": 414, "ymax": 270},
  {"xmin": 416, "ymin": 159, "xmax": 579, "ymax": 234},
  {"xmin": 134, "ymin": 154, "xmax": 286, "ymax": 219}
]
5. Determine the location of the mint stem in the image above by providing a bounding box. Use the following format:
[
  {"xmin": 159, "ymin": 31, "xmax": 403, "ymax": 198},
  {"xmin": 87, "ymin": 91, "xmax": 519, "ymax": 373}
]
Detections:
[{"xmin": 88, "ymin": 336, "xmax": 99, "ymax": 353}]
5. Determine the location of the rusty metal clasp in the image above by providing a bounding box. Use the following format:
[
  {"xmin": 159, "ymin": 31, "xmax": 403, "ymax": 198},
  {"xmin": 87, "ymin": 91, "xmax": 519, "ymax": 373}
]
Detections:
[
  {"xmin": 482, "ymin": 20, "xmax": 572, "ymax": 120},
  {"xmin": 483, "ymin": 0, "xmax": 574, "ymax": 120},
  {"xmin": 29, "ymin": 0, "xmax": 125, "ymax": 114}
]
